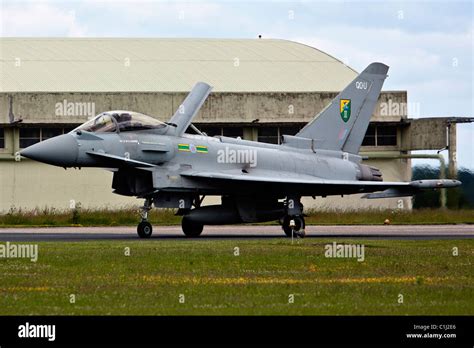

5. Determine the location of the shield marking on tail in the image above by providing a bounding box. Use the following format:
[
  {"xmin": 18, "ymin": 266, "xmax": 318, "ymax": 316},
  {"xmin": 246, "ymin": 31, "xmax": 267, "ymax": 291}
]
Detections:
[{"xmin": 340, "ymin": 99, "xmax": 351, "ymax": 123}]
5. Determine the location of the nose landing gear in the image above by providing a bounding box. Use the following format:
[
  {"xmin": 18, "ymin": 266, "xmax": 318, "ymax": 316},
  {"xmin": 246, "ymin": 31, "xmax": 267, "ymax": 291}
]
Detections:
[
  {"xmin": 137, "ymin": 198, "xmax": 153, "ymax": 238},
  {"xmin": 281, "ymin": 215, "xmax": 306, "ymax": 238},
  {"xmin": 281, "ymin": 196, "xmax": 305, "ymax": 238}
]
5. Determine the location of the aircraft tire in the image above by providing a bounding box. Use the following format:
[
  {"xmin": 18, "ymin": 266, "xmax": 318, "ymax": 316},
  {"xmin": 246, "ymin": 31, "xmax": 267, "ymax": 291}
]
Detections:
[
  {"xmin": 282, "ymin": 215, "xmax": 305, "ymax": 237},
  {"xmin": 137, "ymin": 221, "xmax": 153, "ymax": 238},
  {"xmin": 182, "ymin": 217, "xmax": 204, "ymax": 237}
]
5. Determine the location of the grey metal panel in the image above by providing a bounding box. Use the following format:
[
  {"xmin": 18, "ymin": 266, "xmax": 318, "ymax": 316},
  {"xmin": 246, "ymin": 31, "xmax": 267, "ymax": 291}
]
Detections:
[
  {"xmin": 180, "ymin": 169, "xmax": 410, "ymax": 187},
  {"xmin": 180, "ymin": 170, "xmax": 460, "ymax": 197},
  {"xmin": 86, "ymin": 151, "xmax": 156, "ymax": 168}
]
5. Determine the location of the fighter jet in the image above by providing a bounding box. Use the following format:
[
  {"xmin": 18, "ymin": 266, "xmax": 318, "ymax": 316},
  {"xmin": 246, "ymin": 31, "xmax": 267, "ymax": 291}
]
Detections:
[{"xmin": 20, "ymin": 62, "xmax": 461, "ymax": 238}]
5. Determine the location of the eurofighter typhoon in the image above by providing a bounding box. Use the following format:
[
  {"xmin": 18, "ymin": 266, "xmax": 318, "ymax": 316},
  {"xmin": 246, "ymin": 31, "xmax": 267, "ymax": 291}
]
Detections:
[{"xmin": 20, "ymin": 63, "xmax": 460, "ymax": 238}]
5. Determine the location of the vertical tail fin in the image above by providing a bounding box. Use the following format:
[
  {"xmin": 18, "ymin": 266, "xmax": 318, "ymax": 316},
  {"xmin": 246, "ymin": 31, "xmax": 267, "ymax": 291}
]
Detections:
[
  {"xmin": 295, "ymin": 62, "xmax": 389, "ymax": 154},
  {"xmin": 168, "ymin": 82, "xmax": 212, "ymax": 136}
]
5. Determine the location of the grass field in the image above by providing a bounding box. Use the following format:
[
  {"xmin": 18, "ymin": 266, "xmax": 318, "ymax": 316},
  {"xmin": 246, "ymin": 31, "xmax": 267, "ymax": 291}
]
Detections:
[
  {"xmin": 1, "ymin": 207, "xmax": 474, "ymax": 227},
  {"xmin": 0, "ymin": 238, "xmax": 472, "ymax": 315}
]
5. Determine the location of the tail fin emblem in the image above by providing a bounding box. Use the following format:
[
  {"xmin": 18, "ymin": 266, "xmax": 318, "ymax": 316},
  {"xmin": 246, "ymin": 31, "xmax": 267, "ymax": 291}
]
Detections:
[{"xmin": 340, "ymin": 99, "xmax": 351, "ymax": 123}]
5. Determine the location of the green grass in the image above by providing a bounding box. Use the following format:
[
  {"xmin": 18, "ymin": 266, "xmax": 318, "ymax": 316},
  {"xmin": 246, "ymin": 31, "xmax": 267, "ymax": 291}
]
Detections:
[
  {"xmin": 304, "ymin": 208, "xmax": 474, "ymax": 225},
  {"xmin": 1, "ymin": 207, "xmax": 474, "ymax": 227},
  {"xmin": 0, "ymin": 239, "xmax": 472, "ymax": 315},
  {"xmin": 0, "ymin": 207, "xmax": 182, "ymax": 227}
]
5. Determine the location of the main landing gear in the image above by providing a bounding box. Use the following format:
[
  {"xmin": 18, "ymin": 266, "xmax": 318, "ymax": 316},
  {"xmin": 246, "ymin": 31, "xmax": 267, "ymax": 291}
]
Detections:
[
  {"xmin": 137, "ymin": 198, "xmax": 153, "ymax": 238},
  {"xmin": 180, "ymin": 195, "xmax": 204, "ymax": 238},
  {"xmin": 181, "ymin": 216, "xmax": 203, "ymax": 238}
]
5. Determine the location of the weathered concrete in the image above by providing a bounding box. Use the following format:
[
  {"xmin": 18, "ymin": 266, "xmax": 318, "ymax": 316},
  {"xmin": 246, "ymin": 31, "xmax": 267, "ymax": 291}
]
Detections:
[
  {"xmin": 0, "ymin": 91, "xmax": 407, "ymax": 125},
  {"xmin": 402, "ymin": 118, "xmax": 448, "ymax": 151},
  {"xmin": 0, "ymin": 160, "xmax": 138, "ymax": 212}
]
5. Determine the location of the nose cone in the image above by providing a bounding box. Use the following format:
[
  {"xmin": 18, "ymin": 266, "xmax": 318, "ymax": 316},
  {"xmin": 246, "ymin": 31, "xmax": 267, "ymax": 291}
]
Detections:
[{"xmin": 20, "ymin": 134, "xmax": 78, "ymax": 167}]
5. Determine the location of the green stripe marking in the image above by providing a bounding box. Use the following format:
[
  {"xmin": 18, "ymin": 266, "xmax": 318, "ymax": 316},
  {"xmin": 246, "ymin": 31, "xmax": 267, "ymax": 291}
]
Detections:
[
  {"xmin": 178, "ymin": 144, "xmax": 190, "ymax": 151},
  {"xmin": 196, "ymin": 146, "xmax": 208, "ymax": 153}
]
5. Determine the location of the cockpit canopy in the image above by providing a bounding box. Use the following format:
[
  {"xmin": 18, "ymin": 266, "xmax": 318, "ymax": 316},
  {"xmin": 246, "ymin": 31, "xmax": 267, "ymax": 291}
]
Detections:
[{"xmin": 75, "ymin": 111, "xmax": 167, "ymax": 133}]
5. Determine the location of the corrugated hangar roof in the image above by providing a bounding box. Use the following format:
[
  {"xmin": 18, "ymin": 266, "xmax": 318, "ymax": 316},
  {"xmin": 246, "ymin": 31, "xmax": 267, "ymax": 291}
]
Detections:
[{"xmin": 0, "ymin": 38, "xmax": 358, "ymax": 93}]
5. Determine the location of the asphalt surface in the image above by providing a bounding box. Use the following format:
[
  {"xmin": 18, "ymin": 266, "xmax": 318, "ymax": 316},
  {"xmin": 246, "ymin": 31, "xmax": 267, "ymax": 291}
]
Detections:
[{"xmin": 0, "ymin": 224, "xmax": 473, "ymax": 241}]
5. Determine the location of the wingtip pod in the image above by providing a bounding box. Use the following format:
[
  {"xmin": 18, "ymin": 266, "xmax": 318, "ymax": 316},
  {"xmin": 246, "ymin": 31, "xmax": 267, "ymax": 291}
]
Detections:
[
  {"xmin": 410, "ymin": 179, "xmax": 462, "ymax": 189},
  {"xmin": 362, "ymin": 179, "xmax": 461, "ymax": 199},
  {"xmin": 362, "ymin": 62, "xmax": 389, "ymax": 75}
]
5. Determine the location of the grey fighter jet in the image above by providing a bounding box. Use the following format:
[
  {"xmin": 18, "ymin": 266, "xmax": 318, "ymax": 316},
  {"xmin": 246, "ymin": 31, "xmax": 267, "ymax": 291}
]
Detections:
[{"xmin": 20, "ymin": 62, "xmax": 460, "ymax": 238}]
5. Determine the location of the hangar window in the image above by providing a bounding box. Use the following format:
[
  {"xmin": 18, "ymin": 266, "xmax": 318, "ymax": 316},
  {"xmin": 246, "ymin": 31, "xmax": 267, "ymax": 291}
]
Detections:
[
  {"xmin": 377, "ymin": 125, "xmax": 397, "ymax": 146},
  {"xmin": 223, "ymin": 127, "xmax": 243, "ymax": 138},
  {"xmin": 63, "ymin": 127, "xmax": 75, "ymax": 134},
  {"xmin": 279, "ymin": 126, "xmax": 301, "ymax": 136},
  {"xmin": 199, "ymin": 126, "xmax": 222, "ymax": 137},
  {"xmin": 362, "ymin": 124, "xmax": 397, "ymax": 147},
  {"xmin": 20, "ymin": 128, "xmax": 41, "ymax": 148},
  {"xmin": 42, "ymin": 127, "xmax": 64, "ymax": 140},
  {"xmin": 258, "ymin": 127, "xmax": 279, "ymax": 144},
  {"xmin": 0, "ymin": 128, "xmax": 4, "ymax": 148},
  {"xmin": 362, "ymin": 124, "xmax": 376, "ymax": 146}
]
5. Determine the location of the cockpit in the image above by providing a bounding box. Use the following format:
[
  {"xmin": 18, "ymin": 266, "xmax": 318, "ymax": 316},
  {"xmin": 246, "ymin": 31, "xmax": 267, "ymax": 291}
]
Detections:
[{"xmin": 75, "ymin": 111, "xmax": 167, "ymax": 133}]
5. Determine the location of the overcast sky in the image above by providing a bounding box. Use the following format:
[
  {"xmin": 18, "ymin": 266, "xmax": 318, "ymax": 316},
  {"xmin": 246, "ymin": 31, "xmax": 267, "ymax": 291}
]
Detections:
[{"xmin": 1, "ymin": 0, "xmax": 473, "ymax": 169}]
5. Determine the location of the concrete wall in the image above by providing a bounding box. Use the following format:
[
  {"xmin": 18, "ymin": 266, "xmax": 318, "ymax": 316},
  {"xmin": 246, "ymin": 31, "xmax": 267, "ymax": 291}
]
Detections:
[
  {"xmin": 0, "ymin": 91, "xmax": 407, "ymax": 125},
  {"xmin": 402, "ymin": 118, "xmax": 448, "ymax": 151},
  {"xmin": 0, "ymin": 160, "xmax": 138, "ymax": 212}
]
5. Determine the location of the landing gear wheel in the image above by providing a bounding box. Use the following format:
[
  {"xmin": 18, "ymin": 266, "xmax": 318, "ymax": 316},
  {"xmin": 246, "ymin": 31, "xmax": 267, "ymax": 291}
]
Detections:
[
  {"xmin": 137, "ymin": 198, "xmax": 153, "ymax": 238},
  {"xmin": 137, "ymin": 221, "xmax": 153, "ymax": 238},
  {"xmin": 282, "ymin": 215, "xmax": 305, "ymax": 238},
  {"xmin": 182, "ymin": 217, "xmax": 203, "ymax": 238}
]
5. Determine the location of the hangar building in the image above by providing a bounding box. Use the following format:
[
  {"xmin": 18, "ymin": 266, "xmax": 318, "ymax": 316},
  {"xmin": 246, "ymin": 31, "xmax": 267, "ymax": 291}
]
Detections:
[{"xmin": 0, "ymin": 38, "xmax": 458, "ymax": 212}]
